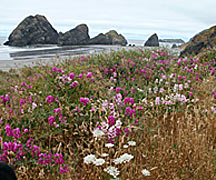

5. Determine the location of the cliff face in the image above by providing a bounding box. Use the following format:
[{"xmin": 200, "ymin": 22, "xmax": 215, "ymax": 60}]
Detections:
[{"xmin": 180, "ymin": 26, "xmax": 216, "ymax": 56}]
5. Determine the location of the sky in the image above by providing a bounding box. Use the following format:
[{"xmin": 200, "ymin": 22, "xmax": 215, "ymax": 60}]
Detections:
[{"xmin": 0, "ymin": 0, "xmax": 216, "ymax": 41}]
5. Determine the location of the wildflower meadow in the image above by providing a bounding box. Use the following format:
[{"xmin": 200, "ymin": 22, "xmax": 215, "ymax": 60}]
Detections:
[{"xmin": 0, "ymin": 47, "xmax": 215, "ymax": 179}]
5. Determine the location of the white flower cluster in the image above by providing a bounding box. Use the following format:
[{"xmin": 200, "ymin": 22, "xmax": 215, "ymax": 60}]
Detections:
[
  {"xmin": 105, "ymin": 143, "xmax": 114, "ymax": 148},
  {"xmin": 127, "ymin": 141, "xmax": 136, "ymax": 146},
  {"xmin": 83, "ymin": 154, "xmax": 105, "ymax": 166},
  {"xmin": 83, "ymin": 154, "xmax": 96, "ymax": 164},
  {"xmin": 141, "ymin": 169, "xmax": 150, "ymax": 176},
  {"xmin": 104, "ymin": 166, "xmax": 120, "ymax": 178},
  {"xmin": 93, "ymin": 129, "xmax": 105, "ymax": 138},
  {"xmin": 93, "ymin": 158, "xmax": 106, "ymax": 166},
  {"xmin": 113, "ymin": 153, "xmax": 134, "ymax": 165},
  {"xmin": 101, "ymin": 153, "xmax": 109, "ymax": 157}
]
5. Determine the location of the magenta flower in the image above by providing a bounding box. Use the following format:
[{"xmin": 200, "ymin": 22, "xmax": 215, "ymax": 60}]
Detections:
[
  {"xmin": 86, "ymin": 72, "xmax": 93, "ymax": 78},
  {"xmin": 46, "ymin": 95, "xmax": 54, "ymax": 103},
  {"xmin": 59, "ymin": 165, "xmax": 68, "ymax": 174},
  {"xmin": 52, "ymin": 67, "xmax": 58, "ymax": 72},
  {"xmin": 108, "ymin": 116, "xmax": 115, "ymax": 126},
  {"xmin": 78, "ymin": 73, "xmax": 83, "ymax": 78},
  {"xmin": 54, "ymin": 153, "xmax": 65, "ymax": 164},
  {"xmin": 80, "ymin": 98, "xmax": 89, "ymax": 106},
  {"xmin": 70, "ymin": 81, "xmax": 78, "ymax": 88},
  {"xmin": 48, "ymin": 116, "xmax": 55, "ymax": 126},
  {"xmin": 54, "ymin": 108, "xmax": 61, "ymax": 114},
  {"xmin": 124, "ymin": 97, "xmax": 134, "ymax": 105},
  {"xmin": 69, "ymin": 73, "xmax": 75, "ymax": 80}
]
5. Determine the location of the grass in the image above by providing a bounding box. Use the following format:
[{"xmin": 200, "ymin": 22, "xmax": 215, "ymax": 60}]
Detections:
[{"xmin": 0, "ymin": 47, "xmax": 215, "ymax": 179}]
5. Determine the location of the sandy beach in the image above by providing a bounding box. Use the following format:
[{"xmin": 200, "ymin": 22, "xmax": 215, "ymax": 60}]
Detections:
[
  {"xmin": 0, "ymin": 45, "xmax": 124, "ymax": 72},
  {"xmin": 0, "ymin": 45, "xmax": 181, "ymax": 72}
]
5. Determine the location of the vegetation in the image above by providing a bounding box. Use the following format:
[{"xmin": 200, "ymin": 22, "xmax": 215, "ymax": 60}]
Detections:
[{"xmin": 0, "ymin": 47, "xmax": 215, "ymax": 179}]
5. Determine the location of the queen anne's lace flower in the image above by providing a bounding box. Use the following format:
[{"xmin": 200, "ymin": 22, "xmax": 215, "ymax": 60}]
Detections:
[
  {"xmin": 105, "ymin": 143, "xmax": 114, "ymax": 148},
  {"xmin": 141, "ymin": 169, "xmax": 150, "ymax": 176},
  {"xmin": 113, "ymin": 153, "xmax": 134, "ymax": 165},
  {"xmin": 101, "ymin": 153, "xmax": 109, "ymax": 157},
  {"xmin": 128, "ymin": 141, "xmax": 136, "ymax": 146},
  {"xmin": 123, "ymin": 144, "xmax": 128, "ymax": 148},
  {"xmin": 104, "ymin": 166, "xmax": 120, "ymax": 178},
  {"xmin": 83, "ymin": 154, "xmax": 96, "ymax": 164},
  {"xmin": 93, "ymin": 158, "xmax": 105, "ymax": 166},
  {"xmin": 93, "ymin": 129, "xmax": 105, "ymax": 138}
]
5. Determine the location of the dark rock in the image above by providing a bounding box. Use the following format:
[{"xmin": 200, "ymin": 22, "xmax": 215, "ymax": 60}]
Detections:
[
  {"xmin": 172, "ymin": 44, "xmax": 177, "ymax": 48},
  {"xmin": 144, "ymin": 33, "xmax": 159, "ymax": 47},
  {"xmin": 89, "ymin": 30, "xmax": 127, "ymax": 46},
  {"xmin": 88, "ymin": 33, "xmax": 112, "ymax": 45},
  {"xmin": 106, "ymin": 30, "xmax": 127, "ymax": 46},
  {"xmin": 4, "ymin": 15, "xmax": 59, "ymax": 47},
  {"xmin": 58, "ymin": 24, "xmax": 90, "ymax": 46},
  {"xmin": 180, "ymin": 25, "xmax": 216, "ymax": 56},
  {"xmin": 0, "ymin": 162, "xmax": 17, "ymax": 180}
]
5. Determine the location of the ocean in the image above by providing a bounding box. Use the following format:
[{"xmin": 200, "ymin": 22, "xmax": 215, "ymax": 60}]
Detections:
[{"xmin": 0, "ymin": 37, "xmax": 175, "ymax": 61}]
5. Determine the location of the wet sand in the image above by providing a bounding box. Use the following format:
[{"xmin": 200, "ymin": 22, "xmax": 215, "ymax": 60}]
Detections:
[{"xmin": 0, "ymin": 45, "xmax": 181, "ymax": 72}]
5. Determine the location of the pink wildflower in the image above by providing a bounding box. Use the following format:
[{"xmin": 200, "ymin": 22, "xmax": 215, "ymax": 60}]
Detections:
[
  {"xmin": 48, "ymin": 116, "xmax": 55, "ymax": 126},
  {"xmin": 80, "ymin": 98, "xmax": 89, "ymax": 106},
  {"xmin": 46, "ymin": 96, "xmax": 54, "ymax": 103},
  {"xmin": 69, "ymin": 73, "xmax": 75, "ymax": 80}
]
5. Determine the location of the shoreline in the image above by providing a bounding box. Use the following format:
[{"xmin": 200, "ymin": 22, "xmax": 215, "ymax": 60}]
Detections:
[{"xmin": 0, "ymin": 46, "xmax": 181, "ymax": 72}]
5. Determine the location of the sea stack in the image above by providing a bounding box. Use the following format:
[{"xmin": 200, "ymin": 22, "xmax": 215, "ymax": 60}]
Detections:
[
  {"xmin": 58, "ymin": 24, "xmax": 90, "ymax": 46},
  {"xmin": 89, "ymin": 30, "xmax": 127, "ymax": 46},
  {"xmin": 4, "ymin": 15, "xmax": 59, "ymax": 46},
  {"xmin": 144, "ymin": 33, "xmax": 159, "ymax": 47}
]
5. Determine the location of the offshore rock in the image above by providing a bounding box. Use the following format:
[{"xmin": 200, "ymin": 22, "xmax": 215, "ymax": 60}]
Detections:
[
  {"xmin": 4, "ymin": 15, "xmax": 59, "ymax": 46},
  {"xmin": 144, "ymin": 33, "xmax": 159, "ymax": 47},
  {"xmin": 58, "ymin": 24, "xmax": 90, "ymax": 46},
  {"xmin": 89, "ymin": 30, "xmax": 127, "ymax": 46}
]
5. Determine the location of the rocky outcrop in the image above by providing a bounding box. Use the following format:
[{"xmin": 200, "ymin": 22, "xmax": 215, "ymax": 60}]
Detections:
[
  {"xmin": 4, "ymin": 15, "xmax": 59, "ymax": 46},
  {"xmin": 58, "ymin": 24, "xmax": 90, "ymax": 46},
  {"xmin": 88, "ymin": 33, "xmax": 112, "ymax": 45},
  {"xmin": 144, "ymin": 33, "xmax": 159, "ymax": 47},
  {"xmin": 106, "ymin": 30, "xmax": 127, "ymax": 45},
  {"xmin": 171, "ymin": 44, "xmax": 177, "ymax": 48},
  {"xmin": 4, "ymin": 15, "xmax": 128, "ymax": 47},
  {"xmin": 89, "ymin": 30, "xmax": 127, "ymax": 46},
  {"xmin": 180, "ymin": 25, "xmax": 216, "ymax": 56}
]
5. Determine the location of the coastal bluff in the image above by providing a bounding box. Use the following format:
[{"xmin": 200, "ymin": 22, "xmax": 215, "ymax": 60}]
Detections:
[
  {"xmin": 4, "ymin": 15, "xmax": 127, "ymax": 47},
  {"xmin": 180, "ymin": 25, "xmax": 216, "ymax": 56}
]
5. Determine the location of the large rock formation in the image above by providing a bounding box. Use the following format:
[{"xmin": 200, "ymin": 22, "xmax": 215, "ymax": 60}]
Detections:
[
  {"xmin": 89, "ymin": 30, "xmax": 127, "ymax": 46},
  {"xmin": 144, "ymin": 33, "xmax": 159, "ymax": 47},
  {"xmin": 89, "ymin": 33, "xmax": 112, "ymax": 45},
  {"xmin": 58, "ymin": 24, "xmax": 90, "ymax": 46},
  {"xmin": 180, "ymin": 25, "xmax": 216, "ymax": 56},
  {"xmin": 4, "ymin": 15, "xmax": 59, "ymax": 46}
]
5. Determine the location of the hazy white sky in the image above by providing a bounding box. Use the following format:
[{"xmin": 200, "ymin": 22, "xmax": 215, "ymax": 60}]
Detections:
[{"xmin": 0, "ymin": 0, "xmax": 216, "ymax": 40}]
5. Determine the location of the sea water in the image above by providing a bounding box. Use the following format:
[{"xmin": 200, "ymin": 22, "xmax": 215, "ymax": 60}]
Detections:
[{"xmin": 0, "ymin": 37, "xmax": 175, "ymax": 61}]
